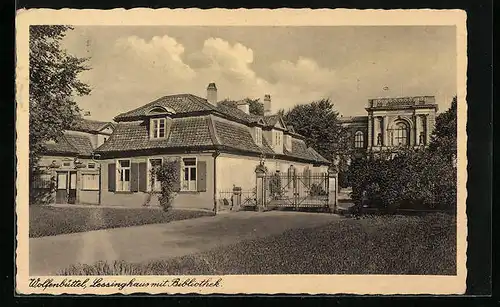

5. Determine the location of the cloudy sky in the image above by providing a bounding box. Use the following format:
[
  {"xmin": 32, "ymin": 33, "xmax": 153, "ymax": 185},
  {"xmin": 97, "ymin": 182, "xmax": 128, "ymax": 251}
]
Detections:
[{"xmin": 61, "ymin": 26, "xmax": 457, "ymax": 121}]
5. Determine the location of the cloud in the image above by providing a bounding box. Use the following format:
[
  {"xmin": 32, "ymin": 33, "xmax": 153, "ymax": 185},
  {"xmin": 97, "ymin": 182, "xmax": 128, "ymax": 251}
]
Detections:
[
  {"xmin": 64, "ymin": 30, "xmax": 455, "ymax": 121},
  {"xmin": 113, "ymin": 35, "xmax": 196, "ymax": 81},
  {"xmin": 72, "ymin": 34, "xmax": 345, "ymax": 119}
]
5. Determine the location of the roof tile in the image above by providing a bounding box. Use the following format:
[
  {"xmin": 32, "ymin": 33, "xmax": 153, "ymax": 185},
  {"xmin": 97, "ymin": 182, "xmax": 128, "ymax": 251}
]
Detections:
[
  {"xmin": 114, "ymin": 94, "xmax": 216, "ymax": 121},
  {"xmin": 96, "ymin": 117, "xmax": 214, "ymax": 152}
]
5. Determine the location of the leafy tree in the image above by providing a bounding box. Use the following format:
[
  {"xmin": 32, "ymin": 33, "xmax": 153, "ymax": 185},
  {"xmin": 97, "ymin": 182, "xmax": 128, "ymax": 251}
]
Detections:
[
  {"xmin": 219, "ymin": 98, "xmax": 264, "ymax": 116},
  {"xmin": 29, "ymin": 25, "xmax": 91, "ymax": 171},
  {"xmin": 248, "ymin": 98, "xmax": 264, "ymax": 116},
  {"xmin": 428, "ymin": 96, "xmax": 457, "ymax": 161},
  {"xmin": 281, "ymin": 98, "xmax": 349, "ymax": 162}
]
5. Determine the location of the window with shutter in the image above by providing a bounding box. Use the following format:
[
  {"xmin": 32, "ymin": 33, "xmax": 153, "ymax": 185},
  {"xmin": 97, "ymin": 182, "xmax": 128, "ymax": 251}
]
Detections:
[
  {"xmin": 138, "ymin": 162, "xmax": 148, "ymax": 192},
  {"xmin": 130, "ymin": 163, "xmax": 139, "ymax": 192},
  {"xmin": 197, "ymin": 161, "xmax": 207, "ymax": 192},
  {"xmin": 116, "ymin": 160, "xmax": 131, "ymax": 191},
  {"xmin": 108, "ymin": 163, "xmax": 116, "ymax": 192},
  {"xmin": 181, "ymin": 157, "xmax": 197, "ymax": 191}
]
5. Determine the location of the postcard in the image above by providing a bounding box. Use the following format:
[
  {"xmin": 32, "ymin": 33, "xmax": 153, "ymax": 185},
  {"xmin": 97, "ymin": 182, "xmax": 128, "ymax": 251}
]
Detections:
[{"xmin": 16, "ymin": 8, "xmax": 467, "ymax": 295}]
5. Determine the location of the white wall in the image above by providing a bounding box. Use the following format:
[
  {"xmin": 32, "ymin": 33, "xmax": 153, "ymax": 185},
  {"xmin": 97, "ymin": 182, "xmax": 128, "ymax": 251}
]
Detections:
[
  {"xmin": 216, "ymin": 154, "xmax": 261, "ymax": 192},
  {"xmin": 216, "ymin": 153, "xmax": 320, "ymax": 193}
]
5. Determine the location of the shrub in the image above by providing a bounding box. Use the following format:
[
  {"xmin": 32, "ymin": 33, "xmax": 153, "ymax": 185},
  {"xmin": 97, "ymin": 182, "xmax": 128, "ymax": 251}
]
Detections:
[
  {"xmin": 269, "ymin": 173, "xmax": 283, "ymax": 198},
  {"xmin": 310, "ymin": 183, "xmax": 327, "ymax": 196},
  {"xmin": 151, "ymin": 160, "xmax": 181, "ymax": 211},
  {"xmin": 349, "ymin": 148, "xmax": 456, "ymax": 213}
]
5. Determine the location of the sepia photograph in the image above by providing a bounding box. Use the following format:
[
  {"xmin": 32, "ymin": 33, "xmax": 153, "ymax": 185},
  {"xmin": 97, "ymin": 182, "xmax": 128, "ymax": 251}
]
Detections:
[{"xmin": 16, "ymin": 9, "xmax": 467, "ymax": 295}]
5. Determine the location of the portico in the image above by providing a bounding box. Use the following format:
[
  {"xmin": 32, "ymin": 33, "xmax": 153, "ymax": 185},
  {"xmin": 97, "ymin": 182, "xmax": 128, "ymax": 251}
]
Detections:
[{"xmin": 339, "ymin": 96, "xmax": 439, "ymax": 153}]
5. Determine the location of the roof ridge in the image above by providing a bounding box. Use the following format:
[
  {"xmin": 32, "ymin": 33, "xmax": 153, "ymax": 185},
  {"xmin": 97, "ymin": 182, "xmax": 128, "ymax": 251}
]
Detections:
[{"xmin": 206, "ymin": 115, "xmax": 221, "ymax": 146}]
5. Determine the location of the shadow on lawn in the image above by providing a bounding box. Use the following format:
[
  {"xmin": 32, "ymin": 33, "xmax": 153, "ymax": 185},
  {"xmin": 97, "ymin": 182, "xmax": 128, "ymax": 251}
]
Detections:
[{"xmin": 59, "ymin": 213, "xmax": 456, "ymax": 276}]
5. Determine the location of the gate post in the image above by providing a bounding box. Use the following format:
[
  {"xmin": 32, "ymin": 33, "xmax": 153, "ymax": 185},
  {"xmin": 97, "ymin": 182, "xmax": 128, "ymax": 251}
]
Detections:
[
  {"xmin": 255, "ymin": 164, "xmax": 267, "ymax": 211},
  {"xmin": 328, "ymin": 167, "xmax": 338, "ymax": 213}
]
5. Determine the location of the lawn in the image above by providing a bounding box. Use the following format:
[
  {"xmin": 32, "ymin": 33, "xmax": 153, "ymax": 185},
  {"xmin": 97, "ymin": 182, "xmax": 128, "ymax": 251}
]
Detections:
[
  {"xmin": 60, "ymin": 212, "xmax": 456, "ymax": 275},
  {"xmin": 29, "ymin": 206, "xmax": 214, "ymax": 238}
]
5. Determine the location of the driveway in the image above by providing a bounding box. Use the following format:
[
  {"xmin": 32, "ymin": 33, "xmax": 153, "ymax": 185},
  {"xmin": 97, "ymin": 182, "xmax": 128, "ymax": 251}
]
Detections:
[{"xmin": 30, "ymin": 211, "xmax": 339, "ymax": 275}]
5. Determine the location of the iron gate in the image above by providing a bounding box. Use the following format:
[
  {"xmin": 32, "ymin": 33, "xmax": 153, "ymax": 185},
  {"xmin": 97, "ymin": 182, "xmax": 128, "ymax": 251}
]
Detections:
[{"xmin": 263, "ymin": 171, "xmax": 329, "ymax": 208}]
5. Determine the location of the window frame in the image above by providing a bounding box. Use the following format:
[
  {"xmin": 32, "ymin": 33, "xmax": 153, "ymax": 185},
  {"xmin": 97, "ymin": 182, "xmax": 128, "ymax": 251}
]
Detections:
[
  {"xmin": 354, "ymin": 131, "xmax": 364, "ymax": 148},
  {"xmin": 81, "ymin": 173, "xmax": 99, "ymax": 191},
  {"xmin": 147, "ymin": 157, "xmax": 163, "ymax": 192},
  {"xmin": 181, "ymin": 156, "xmax": 198, "ymax": 192},
  {"xmin": 274, "ymin": 130, "xmax": 283, "ymax": 147},
  {"xmin": 393, "ymin": 122, "xmax": 409, "ymax": 146},
  {"xmin": 255, "ymin": 127, "xmax": 262, "ymax": 145},
  {"xmin": 116, "ymin": 159, "xmax": 132, "ymax": 192},
  {"xmin": 150, "ymin": 117, "xmax": 167, "ymax": 139}
]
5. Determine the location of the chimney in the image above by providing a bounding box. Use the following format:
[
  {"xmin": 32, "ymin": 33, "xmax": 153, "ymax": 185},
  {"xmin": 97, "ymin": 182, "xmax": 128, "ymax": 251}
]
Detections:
[
  {"xmin": 264, "ymin": 94, "xmax": 271, "ymax": 115},
  {"xmin": 236, "ymin": 100, "xmax": 250, "ymax": 114},
  {"xmin": 206, "ymin": 83, "xmax": 218, "ymax": 105}
]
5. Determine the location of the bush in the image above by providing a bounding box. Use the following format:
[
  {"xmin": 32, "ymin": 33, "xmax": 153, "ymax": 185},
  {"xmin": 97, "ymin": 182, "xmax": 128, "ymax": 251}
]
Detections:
[
  {"xmin": 269, "ymin": 173, "xmax": 283, "ymax": 198},
  {"xmin": 310, "ymin": 183, "xmax": 327, "ymax": 196},
  {"xmin": 151, "ymin": 160, "xmax": 181, "ymax": 211},
  {"xmin": 349, "ymin": 149, "xmax": 456, "ymax": 213}
]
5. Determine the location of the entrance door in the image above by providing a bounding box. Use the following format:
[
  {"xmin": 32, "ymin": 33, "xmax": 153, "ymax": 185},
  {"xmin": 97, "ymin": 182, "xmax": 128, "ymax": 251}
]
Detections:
[
  {"xmin": 55, "ymin": 171, "xmax": 78, "ymax": 204},
  {"xmin": 68, "ymin": 171, "xmax": 77, "ymax": 204},
  {"xmin": 56, "ymin": 172, "xmax": 68, "ymax": 204}
]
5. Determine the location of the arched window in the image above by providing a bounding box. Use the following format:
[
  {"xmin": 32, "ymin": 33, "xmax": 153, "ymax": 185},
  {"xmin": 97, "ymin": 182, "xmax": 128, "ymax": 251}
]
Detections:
[
  {"xmin": 354, "ymin": 131, "xmax": 364, "ymax": 148},
  {"xmin": 393, "ymin": 122, "xmax": 409, "ymax": 146}
]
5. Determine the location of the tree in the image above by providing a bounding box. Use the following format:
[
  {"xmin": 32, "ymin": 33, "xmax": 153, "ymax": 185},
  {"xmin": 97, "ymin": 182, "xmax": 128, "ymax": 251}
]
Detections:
[
  {"xmin": 219, "ymin": 98, "xmax": 264, "ymax": 116},
  {"xmin": 248, "ymin": 98, "xmax": 264, "ymax": 116},
  {"xmin": 282, "ymin": 98, "xmax": 349, "ymax": 162},
  {"xmin": 428, "ymin": 96, "xmax": 457, "ymax": 161},
  {"xmin": 29, "ymin": 25, "xmax": 91, "ymax": 171}
]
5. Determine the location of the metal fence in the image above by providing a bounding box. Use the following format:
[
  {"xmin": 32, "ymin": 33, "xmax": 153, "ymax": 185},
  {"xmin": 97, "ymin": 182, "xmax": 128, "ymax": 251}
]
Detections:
[
  {"xmin": 262, "ymin": 172, "xmax": 330, "ymax": 208},
  {"xmin": 218, "ymin": 188, "xmax": 257, "ymax": 211}
]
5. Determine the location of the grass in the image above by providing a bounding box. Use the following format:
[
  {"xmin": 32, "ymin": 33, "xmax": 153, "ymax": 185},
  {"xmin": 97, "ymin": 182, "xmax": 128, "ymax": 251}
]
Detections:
[
  {"xmin": 60, "ymin": 212, "xmax": 456, "ymax": 275},
  {"xmin": 29, "ymin": 206, "xmax": 214, "ymax": 238}
]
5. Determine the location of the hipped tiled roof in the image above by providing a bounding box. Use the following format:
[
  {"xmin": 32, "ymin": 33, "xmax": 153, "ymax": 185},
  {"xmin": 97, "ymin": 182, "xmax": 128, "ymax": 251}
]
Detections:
[
  {"xmin": 95, "ymin": 117, "xmax": 214, "ymax": 152},
  {"xmin": 114, "ymin": 94, "xmax": 216, "ymax": 122},
  {"xmin": 106, "ymin": 93, "xmax": 330, "ymax": 164},
  {"xmin": 212, "ymin": 120, "xmax": 274, "ymax": 155},
  {"xmin": 72, "ymin": 118, "xmax": 113, "ymax": 133},
  {"xmin": 43, "ymin": 133, "xmax": 94, "ymax": 156},
  {"xmin": 215, "ymin": 103, "xmax": 263, "ymax": 125},
  {"xmin": 95, "ymin": 115, "xmax": 328, "ymax": 165},
  {"xmin": 64, "ymin": 134, "xmax": 94, "ymax": 156}
]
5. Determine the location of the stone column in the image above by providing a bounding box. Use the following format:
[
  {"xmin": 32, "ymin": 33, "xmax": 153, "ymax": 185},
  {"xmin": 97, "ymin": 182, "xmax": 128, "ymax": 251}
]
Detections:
[
  {"xmin": 415, "ymin": 115, "xmax": 421, "ymax": 146},
  {"xmin": 367, "ymin": 115, "xmax": 373, "ymax": 150},
  {"xmin": 328, "ymin": 167, "xmax": 338, "ymax": 213},
  {"xmin": 423, "ymin": 115, "xmax": 429, "ymax": 145},
  {"xmin": 255, "ymin": 165, "xmax": 267, "ymax": 211},
  {"xmin": 383, "ymin": 116, "xmax": 389, "ymax": 146},
  {"xmin": 373, "ymin": 116, "xmax": 380, "ymax": 146}
]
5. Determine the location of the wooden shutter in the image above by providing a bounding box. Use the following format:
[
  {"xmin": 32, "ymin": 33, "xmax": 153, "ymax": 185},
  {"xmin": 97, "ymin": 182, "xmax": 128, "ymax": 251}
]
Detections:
[
  {"xmin": 138, "ymin": 162, "xmax": 147, "ymax": 192},
  {"xmin": 131, "ymin": 163, "xmax": 139, "ymax": 192},
  {"xmin": 108, "ymin": 163, "xmax": 116, "ymax": 192},
  {"xmin": 197, "ymin": 160, "xmax": 207, "ymax": 192}
]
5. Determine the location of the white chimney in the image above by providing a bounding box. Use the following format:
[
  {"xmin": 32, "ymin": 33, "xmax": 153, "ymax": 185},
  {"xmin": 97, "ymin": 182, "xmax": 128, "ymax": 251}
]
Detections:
[
  {"xmin": 207, "ymin": 83, "xmax": 218, "ymax": 105},
  {"xmin": 264, "ymin": 94, "xmax": 271, "ymax": 115},
  {"xmin": 236, "ymin": 100, "xmax": 250, "ymax": 114}
]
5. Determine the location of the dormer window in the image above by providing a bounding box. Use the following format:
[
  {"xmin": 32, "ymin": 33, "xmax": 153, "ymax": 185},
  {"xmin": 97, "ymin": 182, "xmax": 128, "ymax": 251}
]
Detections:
[
  {"xmin": 274, "ymin": 130, "xmax": 283, "ymax": 147},
  {"xmin": 254, "ymin": 127, "xmax": 262, "ymax": 145},
  {"xmin": 150, "ymin": 118, "xmax": 166, "ymax": 139}
]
